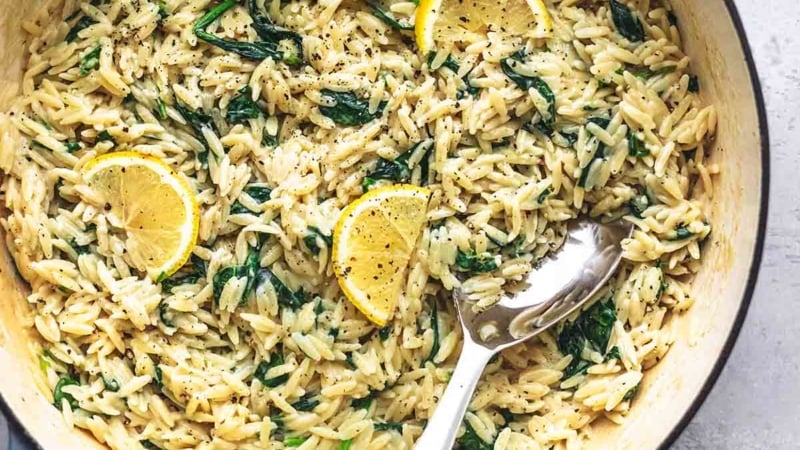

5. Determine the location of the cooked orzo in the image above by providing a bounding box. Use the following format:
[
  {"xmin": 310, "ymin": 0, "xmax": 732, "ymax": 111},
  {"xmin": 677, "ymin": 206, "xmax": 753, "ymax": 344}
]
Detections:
[{"xmin": 0, "ymin": 0, "xmax": 718, "ymax": 448}]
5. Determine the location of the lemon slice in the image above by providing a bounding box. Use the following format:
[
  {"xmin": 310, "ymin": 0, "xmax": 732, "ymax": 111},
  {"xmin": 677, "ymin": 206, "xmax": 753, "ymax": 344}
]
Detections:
[
  {"xmin": 82, "ymin": 152, "xmax": 200, "ymax": 280},
  {"xmin": 415, "ymin": 0, "xmax": 553, "ymax": 54},
  {"xmin": 333, "ymin": 185, "xmax": 431, "ymax": 326}
]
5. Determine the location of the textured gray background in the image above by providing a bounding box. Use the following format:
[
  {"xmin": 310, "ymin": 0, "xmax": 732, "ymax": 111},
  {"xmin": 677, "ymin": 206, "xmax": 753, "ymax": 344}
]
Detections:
[{"xmin": 2, "ymin": 0, "xmax": 799, "ymax": 449}]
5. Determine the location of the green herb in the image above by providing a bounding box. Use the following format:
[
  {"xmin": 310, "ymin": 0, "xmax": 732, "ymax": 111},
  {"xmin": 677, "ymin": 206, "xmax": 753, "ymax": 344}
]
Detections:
[
  {"xmin": 351, "ymin": 392, "xmax": 375, "ymax": 410},
  {"xmin": 424, "ymin": 298, "xmax": 439, "ymax": 364},
  {"xmin": 213, "ymin": 247, "xmax": 260, "ymax": 306},
  {"xmin": 688, "ymin": 75, "xmax": 700, "ymax": 93},
  {"xmin": 284, "ymin": 436, "xmax": 308, "ymax": 447},
  {"xmin": 303, "ymin": 226, "xmax": 333, "ymax": 255},
  {"xmin": 537, "ymin": 187, "xmax": 552, "ymax": 204},
  {"xmin": 578, "ymin": 117, "xmax": 611, "ymax": 189},
  {"xmin": 499, "ymin": 408, "xmax": 515, "ymax": 425},
  {"xmin": 626, "ymin": 65, "xmax": 676, "ymax": 80},
  {"xmin": 338, "ymin": 439, "xmax": 353, "ymax": 450},
  {"xmin": 155, "ymin": 98, "xmax": 168, "ymax": 120},
  {"xmin": 255, "ymin": 352, "xmax": 288, "ymax": 388},
  {"xmin": 66, "ymin": 16, "xmax": 96, "ymax": 42},
  {"xmin": 455, "ymin": 249, "xmax": 498, "ymax": 274},
  {"xmin": 623, "ymin": 382, "xmax": 640, "ymax": 401},
  {"xmin": 194, "ymin": 0, "xmax": 303, "ymax": 65},
  {"xmin": 454, "ymin": 420, "xmax": 493, "ymax": 450},
  {"xmin": 255, "ymin": 268, "xmax": 309, "ymax": 309},
  {"xmin": 226, "ymin": 86, "xmax": 262, "ymax": 123},
  {"xmin": 65, "ymin": 141, "xmax": 81, "ymax": 153},
  {"xmin": 427, "ymin": 52, "xmax": 460, "ymax": 73},
  {"xmin": 102, "ymin": 376, "xmax": 120, "ymax": 392},
  {"xmin": 610, "ymin": 0, "xmax": 644, "ymax": 42},
  {"xmin": 628, "ymin": 131, "xmax": 648, "ymax": 157},
  {"xmin": 161, "ymin": 273, "xmax": 201, "ymax": 294},
  {"xmin": 367, "ymin": 1, "xmax": 413, "ymax": 30},
  {"xmin": 557, "ymin": 299, "xmax": 617, "ymax": 379},
  {"xmin": 96, "ymin": 130, "xmax": 115, "ymax": 144},
  {"xmin": 362, "ymin": 151, "xmax": 413, "ymax": 192},
  {"xmin": 373, "ymin": 421, "xmax": 404, "ymax": 432},
  {"xmin": 231, "ymin": 183, "xmax": 273, "ymax": 214},
  {"xmin": 319, "ymin": 89, "xmax": 386, "ymax": 126},
  {"xmin": 683, "ymin": 148, "xmax": 697, "ymax": 160},
  {"xmin": 604, "ymin": 345, "xmax": 621, "ymax": 362},
  {"xmin": 501, "ymin": 50, "xmax": 556, "ymax": 126},
  {"xmin": 79, "ymin": 46, "xmax": 101, "ymax": 76},
  {"xmin": 628, "ymin": 194, "xmax": 649, "ymax": 219},
  {"xmin": 153, "ymin": 365, "xmax": 163, "ymax": 389},
  {"xmin": 38, "ymin": 353, "xmax": 51, "ymax": 372},
  {"xmin": 53, "ymin": 376, "xmax": 80, "ymax": 409},
  {"xmin": 68, "ymin": 238, "xmax": 90, "ymax": 255},
  {"xmin": 158, "ymin": 2, "xmax": 169, "ymax": 20},
  {"xmin": 378, "ymin": 326, "xmax": 391, "ymax": 341},
  {"xmin": 140, "ymin": 440, "xmax": 159, "ymax": 449},
  {"xmin": 656, "ymin": 262, "xmax": 668, "ymax": 300},
  {"xmin": 292, "ymin": 393, "xmax": 320, "ymax": 412},
  {"xmin": 670, "ymin": 226, "xmax": 693, "ymax": 241}
]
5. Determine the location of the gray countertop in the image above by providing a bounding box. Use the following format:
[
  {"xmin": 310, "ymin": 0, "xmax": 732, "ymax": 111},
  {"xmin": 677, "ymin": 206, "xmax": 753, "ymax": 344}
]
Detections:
[{"xmin": 2, "ymin": 1, "xmax": 798, "ymax": 449}]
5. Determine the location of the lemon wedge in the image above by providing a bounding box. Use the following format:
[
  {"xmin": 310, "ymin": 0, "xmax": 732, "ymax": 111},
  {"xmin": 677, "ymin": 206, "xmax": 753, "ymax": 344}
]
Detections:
[
  {"xmin": 415, "ymin": 0, "xmax": 553, "ymax": 54},
  {"xmin": 82, "ymin": 152, "xmax": 200, "ymax": 280},
  {"xmin": 332, "ymin": 185, "xmax": 431, "ymax": 326}
]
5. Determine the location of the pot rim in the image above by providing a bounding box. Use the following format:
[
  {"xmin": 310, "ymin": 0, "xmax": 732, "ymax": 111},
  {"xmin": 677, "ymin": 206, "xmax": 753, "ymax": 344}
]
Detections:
[{"xmin": 0, "ymin": 0, "xmax": 771, "ymax": 448}]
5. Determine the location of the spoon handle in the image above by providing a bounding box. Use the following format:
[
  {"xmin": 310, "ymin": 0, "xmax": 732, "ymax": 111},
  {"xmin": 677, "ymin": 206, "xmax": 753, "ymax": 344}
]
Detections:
[{"xmin": 415, "ymin": 341, "xmax": 495, "ymax": 449}]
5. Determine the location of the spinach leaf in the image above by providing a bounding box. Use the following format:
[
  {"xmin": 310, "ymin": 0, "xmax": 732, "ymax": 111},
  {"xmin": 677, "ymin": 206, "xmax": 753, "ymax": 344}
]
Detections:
[
  {"xmin": 669, "ymin": 225, "xmax": 693, "ymax": 241},
  {"xmin": 625, "ymin": 65, "xmax": 675, "ymax": 80},
  {"xmin": 604, "ymin": 345, "xmax": 621, "ymax": 362},
  {"xmin": 68, "ymin": 238, "xmax": 90, "ymax": 255},
  {"xmin": 623, "ymin": 382, "xmax": 640, "ymax": 401},
  {"xmin": 351, "ymin": 391, "xmax": 376, "ymax": 410},
  {"xmin": 292, "ymin": 393, "xmax": 320, "ymax": 412},
  {"xmin": 501, "ymin": 51, "xmax": 556, "ymax": 125},
  {"xmin": 455, "ymin": 249, "xmax": 498, "ymax": 274},
  {"xmin": 319, "ymin": 89, "xmax": 386, "ymax": 126},
  {"xmin": 256, "ymin": 268, "xmax": 309, "ymax": 309},
  {"xmin": 628, "ymin": 131, "xmax": 648, "ymax": 157},
  {"xmin": 230, "ymin": 183, "xmax": 272, "ymax": 214},
  {"xmin": 174, "ymin": 101, "xmax": 218, "ymax": 167},
  {"xmin": 628, "ymin": 194, "xmax": 649, "ymax": 218},
  {"xmin": 154, "ymin": 98, "xmax": 168, "ymax": 120},
  {"xmin": 212, "ymin": 247, "xmax": 260, "ymax": 306},
  {"xmin": 303, "ymin": 226, "xmax": 332, "ymax": 255},
  {"xmin": 667, "ymin": 11, "xmax": 678, "ymax": 26},
  {"xmin": 53, "ymin": 376, "xmax": 80, "ymax": 409},
  {"xmin": 284, "ymin": 437, "xmax": 307, "ymax": 447},
  {"xmin": 557, "ymin": 299, "xmax": 617, "ymax": 379},
  {"xmin": 362, "ymin": 148, "xmax": 413, "ymax": 191},
  {"xmin": 65, "ymin": 141, "xmax": 82, "ymax": 153},
  {"xmin": 140, "ymin": 440, "xmax": 159, "ymax": 449},
  {"xmin": 194, "ymin": 0, "xmax": 303, "ymax": 65},
  {"xmin": 102, "ymin": 376, "xmax": 120, "ymax": 392},
  {"xmin": 578, "ymin": 117, "xmax": 611, "ymax": 189},
  {"xmin": 454, "ymin": 420, "xmax": 493, "ymax": 450},
  {"xmin": 161, "ymin": 273, "xmax": 201, "ymax": 293},
  {"xmin": 96, "ymin": 130, "xmax": 115, "ymax": 144},
  {"xmin": 339, "ymin": 439, "xmax": 353, "ymax": 450},
  {"xmin": 226, "ymin": 86, "xmax": 262, "ymax": 123},
  {"xmin": 66, "ymin": 16, "xmax": 96, "ymax": 42},
  {"xmin": 153, "ymin": 365, "xmax": 163, "ymax": 389},
  {"xmin": 368, "ymin": 1, "xmax": 413, "ymax": 30},
  {"xmin": 427, "ymin": 52, "xmax": 460, "ymax": 73},
  {"xmin": 499, "ymin": 408, "xmax": 515, "ymax": 425},
  {"xmin": 158, "ymin": 300, "xmax": 176, "ymax": 327},
  {"xmin": 688, "ymin": 75, "xmax": 700, "ymax": 93},
  {"xmin": 378, "ymin": 326, "xmax": 391, "ymax": 341},
  {"xmin": 373, "ymin": 421, "xmax": 404, "ymax": 432},
  {"xmin": 246, "ymin": 0, "xmax": 304, "ymax": 65},
  {"xmin": 255, "ymin": 352, "xmax": 288, "ymax": 387},
  {"xmin": 158, "ymin": 2, "xmax": 169, "ymax": 20},
  {"xmin": 537, "ymin": 186, "xmax": 552, "ymax": 204},
  {"xmin": 609, "ymin": 0, "xmax": 645, "ymax": 42},
  {"xmin": 79, "ymin": 46, "xmax": 101, "ymax": 76},
  {"xmin": 424, "ymin": 298, "xmax": 439, "ymax": 364}
]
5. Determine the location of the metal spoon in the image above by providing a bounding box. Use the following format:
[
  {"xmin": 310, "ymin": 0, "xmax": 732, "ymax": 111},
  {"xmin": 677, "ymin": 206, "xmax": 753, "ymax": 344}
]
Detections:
[{"xmin": 415, "ymin": 219, "xmax": 634, "ymax": 449}]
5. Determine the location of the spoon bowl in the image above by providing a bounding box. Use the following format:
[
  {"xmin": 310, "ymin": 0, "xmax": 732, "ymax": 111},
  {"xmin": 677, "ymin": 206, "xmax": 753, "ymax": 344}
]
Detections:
[{"xmin": 416, "ymin": 218, "xmax": 634, "ymax": 449}]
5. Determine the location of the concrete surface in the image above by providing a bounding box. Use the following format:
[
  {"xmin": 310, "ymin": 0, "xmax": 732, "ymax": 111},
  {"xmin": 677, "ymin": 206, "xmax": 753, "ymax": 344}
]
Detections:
[{"xmin": 2, "ymin": 1, "xmax": 799, "ymax": 449}]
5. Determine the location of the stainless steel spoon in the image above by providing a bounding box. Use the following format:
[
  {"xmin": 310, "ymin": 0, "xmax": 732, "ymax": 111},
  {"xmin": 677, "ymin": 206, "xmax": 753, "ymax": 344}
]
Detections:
[{"xmin": 415, "ymin": 219, "xmax": 634, "ymax": 449}]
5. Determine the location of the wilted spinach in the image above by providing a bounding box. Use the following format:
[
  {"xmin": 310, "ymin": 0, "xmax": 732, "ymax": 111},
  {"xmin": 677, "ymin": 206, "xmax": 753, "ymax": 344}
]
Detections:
[
  {"xmin": 609, "ymin": 0, "xmax": 645, "ymax": 42},
  {"xmin": 79, "ymin": 46, "xmax": 101, "ymax": 76},
  {"xmin": 53, "ymin": 376, "xmax": 80, "ymax": 409},
  {"xmin": 501, "ymin": 50, "xmax": 556, "ymax": 126},
  {"xmin": 255, "ymin": 268, "xmax": 309, "ymax": 309},
  {"xmin": 303, "ymin": 226, "xmax": 332, "ymax": 255},
  {"xmin": 628, "ymin": 131, "xmax": 648, "ymax": 157},
  {"xmin": 455, "ymin": 249, "xmax": 498, "ymax": 274},
  {"xmin": 454, "ymin": 420, "xmax": 493, "ymax": 450},
  {"xmin": 628, "ymin": 194, "xmax": 650, "ymax": 218},
  {"xmin": 255, "ymin": 351, "xmax": 288, "ymax": 387},
  {"xmin": 373, "ymin": 421, "xmax": 404, "ymax": 432},
  {"xmin": 65, "ymin": 16, "xmax": 95, "ymax": 42},
  {"xmin": 230, "ymin": 183, "xmax": 272, "ymax": 214},
  {"xmin": 367, "ymin": 1, "xmax": 413, "ymax": 30},
  {"xmin": 557, "ymin": 299, "xmax": 617, "ymax": 379},
  {"xmin": 226, "ymin": 86, "xmax": 262, "ymax": 123},
  {"xmin": 320, "ymin": 89, "xmax": 386, "ymax": 126},
  {"xmin": 213, "ymin": 246, "xmax": 260, "ymax": 306},
  {"xmin": 424, "ymin": 298, "xmax": 439, "ymax": 364}
]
